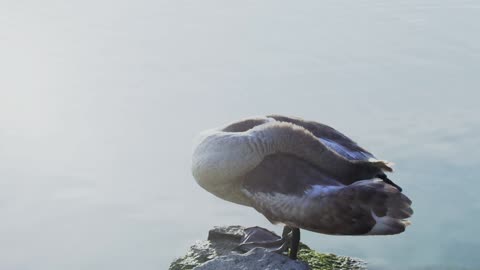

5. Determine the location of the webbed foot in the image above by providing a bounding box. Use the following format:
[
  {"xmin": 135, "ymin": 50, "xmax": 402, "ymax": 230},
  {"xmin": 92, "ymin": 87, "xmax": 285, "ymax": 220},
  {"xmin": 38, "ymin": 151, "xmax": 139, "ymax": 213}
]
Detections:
[
  {"xmin": 234, "ymin": 226, "xmax": 301, "ymax": 260},
  {"xmin": 234, "ymin": 226, "xmax": 290, "ymax": 253}
]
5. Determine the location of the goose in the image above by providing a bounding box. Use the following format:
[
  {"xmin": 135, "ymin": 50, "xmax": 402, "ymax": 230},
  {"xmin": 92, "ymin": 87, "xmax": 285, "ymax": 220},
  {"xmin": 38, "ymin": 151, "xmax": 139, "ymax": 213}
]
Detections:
[{"xmin": 191, "ymin": 115, "xmax": 413, "ymax": 259}]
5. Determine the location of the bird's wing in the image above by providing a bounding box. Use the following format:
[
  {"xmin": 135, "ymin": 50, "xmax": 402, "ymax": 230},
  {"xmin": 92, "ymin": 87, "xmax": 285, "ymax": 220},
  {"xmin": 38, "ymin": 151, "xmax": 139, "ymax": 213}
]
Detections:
[
  {"xmin": 246, "ymin": 120, "xmax": 392, "ymax": 185},
  {"xmin": 241, "ymin": 153, "xmax": 412, "ymax": 235},
  {"xmin": 266, "ymin": 115, "xmax": 402, "ymax": 190},
  {"xmin": 267, "ymin": 115, "xmax": 375, "ymax": 160}
]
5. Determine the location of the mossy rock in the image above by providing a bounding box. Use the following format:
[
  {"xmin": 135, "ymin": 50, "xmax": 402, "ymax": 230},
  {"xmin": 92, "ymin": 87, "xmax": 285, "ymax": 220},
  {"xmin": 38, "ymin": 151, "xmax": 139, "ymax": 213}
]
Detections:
[
  {"xmin": 169, "ymin": 241, "xmax": 217, "ymax": 270},
  {"xmin": 297, "ymin": 243, "xmax": 366, "ymax": 270},
  {"xmin": 169, "ymin": 226, "xmax": 366, "ymax": 270}
]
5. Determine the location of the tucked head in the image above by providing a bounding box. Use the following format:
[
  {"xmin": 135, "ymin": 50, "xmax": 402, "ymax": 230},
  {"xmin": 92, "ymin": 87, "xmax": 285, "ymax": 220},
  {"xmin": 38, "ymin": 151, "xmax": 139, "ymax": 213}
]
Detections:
[{"xmin": 222, "ymin": 117, "xmax": 272, "ymax": 133}]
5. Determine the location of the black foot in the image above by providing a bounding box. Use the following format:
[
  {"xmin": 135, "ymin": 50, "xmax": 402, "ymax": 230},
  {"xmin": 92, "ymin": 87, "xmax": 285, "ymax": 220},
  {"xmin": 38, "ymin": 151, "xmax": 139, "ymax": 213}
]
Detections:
[
  {"xmin": 377, "ymin": 174, "xmax": 402, "ymax": 192},
  {"xmin": 234, "ymin": 226, "xmax": 289, "ymax": 253},
  {"xmin": 234, "ymin": 226, "xmax": 301, "ymax": 260}
]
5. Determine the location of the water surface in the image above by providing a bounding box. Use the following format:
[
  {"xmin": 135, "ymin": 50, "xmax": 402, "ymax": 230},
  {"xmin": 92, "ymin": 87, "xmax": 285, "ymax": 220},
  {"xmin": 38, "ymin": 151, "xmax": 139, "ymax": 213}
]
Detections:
[{"xmin": 1, "ymin": 1, "xmax": 479, "ymax": 269}]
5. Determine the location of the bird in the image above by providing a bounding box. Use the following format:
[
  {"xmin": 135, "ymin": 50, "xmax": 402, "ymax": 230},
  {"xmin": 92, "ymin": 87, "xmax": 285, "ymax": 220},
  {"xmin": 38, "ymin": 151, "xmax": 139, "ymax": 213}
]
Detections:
[{"xmin": 191, "ymin": 115, "xmax": 413, "ymax": 260}]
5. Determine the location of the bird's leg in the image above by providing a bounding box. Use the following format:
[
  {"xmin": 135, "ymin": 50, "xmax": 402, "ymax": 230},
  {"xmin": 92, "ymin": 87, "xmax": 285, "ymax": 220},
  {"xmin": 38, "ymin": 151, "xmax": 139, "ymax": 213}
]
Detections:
[{"xmin": 289, "ymin": 228, "xmax": 300, "ymax": 260}]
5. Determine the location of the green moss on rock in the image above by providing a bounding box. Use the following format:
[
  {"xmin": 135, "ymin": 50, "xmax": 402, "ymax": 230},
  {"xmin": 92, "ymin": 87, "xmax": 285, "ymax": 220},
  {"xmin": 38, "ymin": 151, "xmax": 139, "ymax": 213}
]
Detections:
[{"xmin": 297, "ymin": 243, "xmax": 366, "ymax": 270}]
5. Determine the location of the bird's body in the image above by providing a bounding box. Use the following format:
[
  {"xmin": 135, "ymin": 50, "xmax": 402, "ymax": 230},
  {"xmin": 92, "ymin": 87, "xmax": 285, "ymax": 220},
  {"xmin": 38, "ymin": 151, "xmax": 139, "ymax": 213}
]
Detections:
[{"xmin": 192, "ymin": 115, "xmax": 412, "ymax": 243}]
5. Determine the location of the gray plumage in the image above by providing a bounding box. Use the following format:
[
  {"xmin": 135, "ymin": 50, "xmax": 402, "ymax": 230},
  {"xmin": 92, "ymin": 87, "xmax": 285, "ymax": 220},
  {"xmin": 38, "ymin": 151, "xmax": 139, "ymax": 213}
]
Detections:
[{"xmin": 192, "ymin": 115, "xmax": 413, "ymax": 236}]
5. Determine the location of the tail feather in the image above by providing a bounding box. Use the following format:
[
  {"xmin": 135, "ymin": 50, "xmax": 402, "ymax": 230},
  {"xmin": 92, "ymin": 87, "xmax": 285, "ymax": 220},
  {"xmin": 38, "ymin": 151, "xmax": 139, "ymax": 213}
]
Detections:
[
  {"xmin": 368, "ymin": 158, "xmax": 394, "ymax": 172},
  {"xmin": 366, "ymin": 211, "xmax": 411, "ymax": 235},
  {"xmin": 356, "ymin": 179, "xmax": 413, "ymax": 235},
  {"xmin": 275, "ymin": 179, "xmax": 414, "ymax": 236}
]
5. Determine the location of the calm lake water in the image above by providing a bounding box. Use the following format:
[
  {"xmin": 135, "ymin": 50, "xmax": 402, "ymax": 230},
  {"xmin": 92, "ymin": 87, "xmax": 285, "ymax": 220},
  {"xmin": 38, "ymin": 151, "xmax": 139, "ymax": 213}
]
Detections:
[{"xmin": 1, "ymin": 1, "xmax": 479, "ymax": 269}]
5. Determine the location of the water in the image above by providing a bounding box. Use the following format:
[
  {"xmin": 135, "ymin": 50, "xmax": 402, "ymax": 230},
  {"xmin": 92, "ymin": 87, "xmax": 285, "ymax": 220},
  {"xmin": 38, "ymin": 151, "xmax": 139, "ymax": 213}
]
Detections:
[{"xmin": 1, "ymin": 1, "xmax": 479, "ymax": 269}]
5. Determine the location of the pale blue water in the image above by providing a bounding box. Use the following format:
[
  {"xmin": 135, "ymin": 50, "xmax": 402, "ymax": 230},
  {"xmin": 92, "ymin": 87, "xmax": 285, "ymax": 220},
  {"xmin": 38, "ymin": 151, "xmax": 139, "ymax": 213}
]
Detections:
[{"xmin": 1, "ymin": 1, "xmax": 479, "ymax": 269}]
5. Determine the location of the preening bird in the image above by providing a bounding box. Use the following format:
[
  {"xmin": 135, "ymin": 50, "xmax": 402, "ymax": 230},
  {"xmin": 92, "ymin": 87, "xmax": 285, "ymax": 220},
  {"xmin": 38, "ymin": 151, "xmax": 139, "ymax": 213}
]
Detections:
[{"xmin": 191, "ymin": 115, "xmax": 413, "ymax": 259}]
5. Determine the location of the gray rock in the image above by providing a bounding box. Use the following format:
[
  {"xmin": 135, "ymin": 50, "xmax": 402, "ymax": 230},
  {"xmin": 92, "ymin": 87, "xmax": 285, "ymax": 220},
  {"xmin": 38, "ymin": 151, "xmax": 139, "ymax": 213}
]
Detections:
[
  {"xmin": 169, "ymin": 226, "xmax": 248, "ymax": 270},
  {"xmin": 169, "ymin": 241, "xmax": 217, "ymax": 270},
  {"xmin": 169, "ymin": 225, "xmax": 367, "ymax": 270},
  {"xmin": 207, "ymin": 225, "xmax": 246, "ymax": 242},
  {"xmin": 194, "ymin": 247, "xmax": 309, "ymax": 270}
]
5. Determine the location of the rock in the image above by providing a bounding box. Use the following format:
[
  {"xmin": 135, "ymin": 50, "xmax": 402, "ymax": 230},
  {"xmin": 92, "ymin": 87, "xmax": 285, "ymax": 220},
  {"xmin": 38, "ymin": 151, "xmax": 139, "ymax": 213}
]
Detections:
[
  {"xmin": 195, "ymin": 248, "xmax": 309, "ymax": 270},
  {"xmin": 297, "ymin": 244, "xmax": 367, "ymax": 270},
  {"xmin": 207, "ymin": 225, "xmax": 246, "ymax": 242},
  {"xmin": 169, "ymin": 241, "xmax": 216, "ymax": 270},
  {"xmin": 169, "ymin": 225, "xmax": 367, "ymax": 270}
]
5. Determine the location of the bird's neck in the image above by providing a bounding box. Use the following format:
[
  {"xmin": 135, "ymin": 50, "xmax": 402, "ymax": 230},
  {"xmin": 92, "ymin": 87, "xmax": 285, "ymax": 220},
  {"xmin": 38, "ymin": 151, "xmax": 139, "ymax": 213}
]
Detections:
[{"xmin": 191, "ymin": 129, "xmax": 265, "ymax": 204}]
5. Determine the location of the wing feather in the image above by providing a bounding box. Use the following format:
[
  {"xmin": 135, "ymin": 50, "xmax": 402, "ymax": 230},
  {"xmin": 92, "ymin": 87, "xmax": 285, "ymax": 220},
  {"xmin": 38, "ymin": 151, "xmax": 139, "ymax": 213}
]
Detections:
[
  {"xmin": 241, "ymin": 153, "xmax": 412, "ymax": 235},
  {"xmin": 267, "ymin": 115, "xmax": 374, "ymax": 160}
]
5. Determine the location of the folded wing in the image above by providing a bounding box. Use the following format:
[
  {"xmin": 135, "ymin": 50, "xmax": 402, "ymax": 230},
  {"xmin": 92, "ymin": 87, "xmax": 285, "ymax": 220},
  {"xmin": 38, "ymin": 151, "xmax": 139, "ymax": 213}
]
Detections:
[
  {"xmin": 241, "ymin": 153, "xmax": 412, "ymax": 235},
  {"xmin": 267, "ymin": 115, "xmax": 375, "ymax": 161}
]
